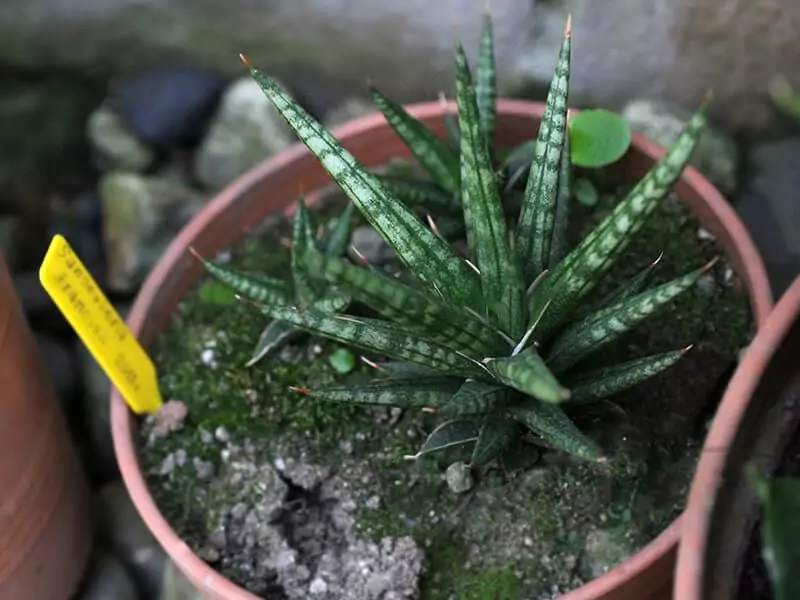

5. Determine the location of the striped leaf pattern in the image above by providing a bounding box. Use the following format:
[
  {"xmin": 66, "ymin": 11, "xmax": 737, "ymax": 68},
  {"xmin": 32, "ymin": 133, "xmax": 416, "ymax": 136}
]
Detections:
[
  {"xmin": 548, "ymin": 129, "xmax": 573, "ymax": 269},
  {"xmin": 305, "ymin": 376, "xmax": 463, "ymax": 408},
  {"xmin": 566, "ymin": 348, "xmax": 688, "ymax": 403},
  {"xmin": 440, "ymin": 380, "xmax": 513, "ymax": 418},
  {"xmin": 244, "ymin": 61, "xmax": 481, "ymax": 306},
  {"xmin": 194, "ymin": 253, "xmax": 293, "ymax": 306},
  {"xmin": 508, "ymin": 399, "xmax": 603, "ymax": 462},
  {"xmin": 532, "ymin": 104, "xmax": 708, "ymax": 336},
  {"xmin": 323, "ymin": 202, "xmax": 356, "ymax": 257},
  {"xmin": 547, "ymin": 261, "xmax": 712, "ymax": 372},
  {"xmin": 292, "ymin": 196, "xmax": 324, "ymax": 303},
  {"xmin": 486, "ymin": 349, "xmax": 570, "ymax": 404},
  {"xmin": 376, "ymin": 176, "xmax": 461, "ymax": 215},
  {"xmin": 247, "ymin": 320, "xmax": 303, "ymax": 367},
  {"xmin": 455, "ymin": 40, "xmax": 523, "ymax": 335},
  {"xmin": 476, "ymin": 11, "xmax": 497, "ymax": 150},
  {"xmin": 470, "ymin": 417, "xmax": 518, "ymax": 466},
  {"xmin": 516, "ymin": 20, "xmax": 572, "ymax": 283},
  {"xmin": 370, "ymin": 86, "xmax": 461, "ymax": 193}
]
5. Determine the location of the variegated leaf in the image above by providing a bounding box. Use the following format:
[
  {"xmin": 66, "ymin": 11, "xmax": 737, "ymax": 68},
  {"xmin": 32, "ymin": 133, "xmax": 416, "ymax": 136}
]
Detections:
[
  {"xmin": 300, "ymin": 248, "xmax": 507, "ymax": 356},
  {"xmin": 323, "ymin": 202, "xmax": 356, "ymax": 257},
  {"xmin": 292, "ymin": 196, "xmax": 324, "ymax": 303},
  {"xmin": 574, "ymin": 253, "xmax": 662, "ymax": 320},
  {"xmin": 476, "ymin": 11, "xmax": 496, "ymax": 150},
  {"xmin": 502, "ymin": 140, "xmax": 535, "ymax": 192},
  {"xmin": 531, "ymin": 102, "xmax": 708, "ymax": 336},
  {"xmin": 508, "ymin": 398, "xmax": 603, "ymax": 461},
  {"xmin": 370, "ymin": 85, "xmax": 461, "ymax": 193},
  {"xmin": 242, "ymin": 59, "xmax": 481, "ymax": 306},
  {"xmin": 486, "ymin": 348, "xmax": 570, "ymax": 403},
  {"xmin": 547, "ymin": 260, "xmax": 713, "ymax": 373},
  {"xmin": 376, "ymin": 175, "xmax": 461, "ymax": 215},
  {"xmin": 193, "ymin": 252, "xmax": 293, "ymax": 306},
  {"xmin": 455, "ymin": 40, "xmax": 523, "ymax": 335},
  {"xmin": 246, "ymin": 319, "xmax": 304, "ymax": 367},
  {"xmin": 566, "ymin": 347, "xmax": 689, "ymax": 403},
  {"xmin": 256, "ymin": 303, "xmax": 483, "ymax": 378},
  {"xmin": 301, "ymin": 375, "xmax": 463, "ymax": 408},
  {"xmin": 470, "ymin": 417, "xmax": 519, "ymax": 466},
  {"xmin": 440, "ymin": 380, "xmax": 513, "ymax": 418},
  {"xmin": 406, "ymin": 419, "xmax": 480, "ymax": 459},
  {"xmin": 549, "ymin": 128, "xmax": 573, "ymax": 268},
  {"xmin": 516, "ymin": 19, "xmax": 572, "ymax": 282}
]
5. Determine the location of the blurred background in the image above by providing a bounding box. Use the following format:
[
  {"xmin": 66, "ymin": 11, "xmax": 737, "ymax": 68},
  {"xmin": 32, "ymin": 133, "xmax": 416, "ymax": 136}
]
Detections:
[{"xmin": 0, "ymin": 1, "xmax": 798, "ymax": 598}]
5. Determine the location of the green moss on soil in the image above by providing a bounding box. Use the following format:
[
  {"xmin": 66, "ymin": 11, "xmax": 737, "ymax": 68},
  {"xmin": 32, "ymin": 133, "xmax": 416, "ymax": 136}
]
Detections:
[{"xmin": 141, "ymin": 164, "xmax": 753, "ymax": 599}]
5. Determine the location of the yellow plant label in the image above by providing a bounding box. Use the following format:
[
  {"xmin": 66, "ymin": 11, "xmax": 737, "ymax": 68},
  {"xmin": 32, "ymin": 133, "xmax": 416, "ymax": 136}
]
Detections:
[{"xmin": 39, "ymin": 235, "xmax": 163, "ymax": 415}]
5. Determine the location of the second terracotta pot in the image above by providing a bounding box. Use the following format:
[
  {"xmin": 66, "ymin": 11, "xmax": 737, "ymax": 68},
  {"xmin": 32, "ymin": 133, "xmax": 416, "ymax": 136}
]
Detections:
[{"xmin": 111, "ymin": 100, "xmax": 773, "ymax": 600}]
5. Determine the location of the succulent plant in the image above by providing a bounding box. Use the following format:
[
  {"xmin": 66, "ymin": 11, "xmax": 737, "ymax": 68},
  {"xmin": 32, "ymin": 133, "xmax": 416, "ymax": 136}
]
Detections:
[
  {"xmin": 195, "ymin": 200, "xmax": 356, "ymax": 366},
  {"xmin": 194, "ymin": 12, "xmax": 714, "ymax": 467}
]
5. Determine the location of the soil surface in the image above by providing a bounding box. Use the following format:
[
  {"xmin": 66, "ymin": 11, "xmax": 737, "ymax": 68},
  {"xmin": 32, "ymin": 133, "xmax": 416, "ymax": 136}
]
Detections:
[{"xmin": 138, "ymin": 169, "xmax": 754, "ymax": 599}]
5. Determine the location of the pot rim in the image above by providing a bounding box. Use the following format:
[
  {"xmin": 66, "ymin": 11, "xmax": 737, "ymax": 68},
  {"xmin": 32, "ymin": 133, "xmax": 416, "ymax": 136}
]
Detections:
[
  {"xmin": 674, "ymin": 276, "xmax": 800, "ymax": 600},
  {"xmin": 111, "ymin": 99, "xmax": 774, "ymax": 600}
]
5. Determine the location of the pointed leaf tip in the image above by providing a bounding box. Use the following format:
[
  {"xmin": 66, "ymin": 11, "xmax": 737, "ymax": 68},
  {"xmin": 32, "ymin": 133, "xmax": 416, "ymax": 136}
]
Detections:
[
  {"xmin": 565, "ymin": 14, "xmax": 572, "ymax": 38},
  {"xmin": 188, "ymin": 246, "xmax": 202, "ymax": 261},
  {"xmin": 650, "ymin": 251, "xmax": 665, "ymax": 269},
  {"xmin": 239, "ymin": 53, "xmax": 252, "ymax": 69},
  {"xmin": 682, "ymin": 344, "xmax": 694, "ymax": 355},
  {"xmin": 701, "ymin": 255, "xmax": 721, "ymax": 273},
  {"xmin": 289, "ymin": 386, "xmax": 311, "ymax": 395}
]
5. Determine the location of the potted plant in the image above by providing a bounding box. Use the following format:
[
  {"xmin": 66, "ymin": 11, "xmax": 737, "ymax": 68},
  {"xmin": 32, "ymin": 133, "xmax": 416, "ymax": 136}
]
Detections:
[
  {"xmin": 0, "ymin": 251, "xmax": 93, "ymax": 599},
  {"xmin": 674, "ymin": 276, "xmax": 800, "ymax": 600},
  {"xmin": 111, "ymin": 13, "xmax": 772, "ymax": 600}
]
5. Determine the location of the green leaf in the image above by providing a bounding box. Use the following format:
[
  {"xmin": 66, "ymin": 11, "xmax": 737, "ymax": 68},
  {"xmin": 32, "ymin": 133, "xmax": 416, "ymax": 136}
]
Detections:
[
  {"xmin": 374, "ymin": 361, "xmax": 442, "ymax": 377},
  {"xmin": 370, "ymin": 85, "xmax": 461, "ymax": 193},
  {"xmin": 304, "ymin": 375, "xmax": 463, "ymax": 407},
  {"xmin": 508, "ymin": 398, "xmax": 603, "ymax": 461},
  {"xmin": 292, "ymin": 196, "xmax": 324, "ymax": 303},
  {"xmin": 530, "ymin": 102, "xmax": 708, "ymax": 336},
  {"xmin": 440, "ymin": 380, "xmax": 513, "ymax": 418},
  {"xmin": 193, "ymin": 252, "xmax": 294, "ymax": 306},
  {"xmin": 573, "ymin": 177, "xmax": 599, "ymax": 207},
  {"xmin": 501, "ymin": 140, "xmax": 535, "ymax": 192},
  {"xmin": 406, "ymin": 419, "xmax": 480, "ymax": 460},
  {"xmin": 748, "ymin": 467, "xmax": 800, "ymax": 600},
  {"xmin": 198, "ymin": 281, "xmax": 237, "ymax": 305},
  {"xmin": 768, "ymin": 76, "xmax": 800, "ymax": 123},
  {"xmin": 574, "ymin": 253, "xmax": 661, "ymax": 319},
  {"xmin": 324, "ymin": 202, "xmax": 356, "ymax": 257},
  {"xmin": 256, "ymin": 302, "xmax": 483, "ymax": 378},
  {"xmin": 516, "ymin": 20, "xmax": 572, "ymax": 283},
  {"xmin": 455, "ymin": 40, "xmax": 524, "ymax": 336},
  {"xmin": 549, "ymin": 130, "xmax": 573, "ymax": 268},
  {"xmin": 441, "ymin": 96, "xmax": 461, "ymax": 149},
  {"xmin": 569, "ymin": 109, "xmax": 631, "ymax": 168},
  {"xmin": 470, "ymin": 417, "xmax": 519, "ymax": 466},
  {"xmin": 301, "ymin": 248, "xmax": 506, "ymax": 356},
  {"xmin": 246, "ymin": 319, "xmax": 303, "ymax": 367},
  {"xmin": 328, "ymin": 348, "xmax": 356, "ymax": 374},
  {"xmin": 486, "ymin": 348, "xmax": 570, "ymax": 403},
  {"xmin": 566, "ymin": 347, "xmax": 689, "ymax": 403},
  {"xmin": 475, "ymin": 11, "xmax": 496, "ymax": 150},
  {"xmin": 376, "ymin": 175, "xmax": 461, "ymax": 215},
  {"xmin": 547, "ymin": 261, "xmax": 713, "ymax": 373},
  {"xmin": 243, "ymin": 61, "xmax": 481, "ymax": 306}
]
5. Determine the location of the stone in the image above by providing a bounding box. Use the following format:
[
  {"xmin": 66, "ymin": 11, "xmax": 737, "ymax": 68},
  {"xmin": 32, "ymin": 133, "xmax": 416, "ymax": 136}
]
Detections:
[
  {"xmin": 49, "ymin": 193, "xmax": 106, "ymax": 287},
  {"xmin": 159, "ymin": 560, "xmax": 204, "ymax": 600},
  {"xmin": 3, "ymin": 1, "xmax": 800, "ymax": 135},
  {"xmin": 77, "ymin": 305, "xmax": 130, "ymax": 482},
  {"xmin": 194, "ymin": 76, "xmax": 295, "ymax": 191},
  {"xmin": 99, "ymin": 171, "xmax": 204, "ymax": 291},
  {"xmin": 737, "ymin": 139, "xmax": 800, "ymax": 297},
  {"xmin": 75, "ymin": 551, "xmax": 138, "ymax": 600},
  {"xmin": 110, "ymin": 67, "xmax": 228, "ymax": 147},
  {"xmin": 87, "ymin": 103, "xmax": 154, "ymax": 172},
  {"xmin": 621, "ymin": 99, "xmax": 740, "ymax": 195},
  {"xmin": 322, "ymin": 97, "xmax": 376, "ymax": 129},
  {"xmin": 96, "ymin": 481, "xmax": 169, "ymax": 597},
  {"xmin": 348, "ymin": 226, "xmax": 396, "ymax": 266},
  {"xmin": 445, "ymin": 461, "xmax": 474, "ymax": 494}
]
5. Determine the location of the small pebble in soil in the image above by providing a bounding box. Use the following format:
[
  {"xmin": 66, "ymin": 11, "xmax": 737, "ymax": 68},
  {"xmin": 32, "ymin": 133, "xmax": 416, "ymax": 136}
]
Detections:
[
  {"xmin": 150, "ymin": 400, "xmax": 189, "ymax": 441},
  {"xmin": 445, "ymin": 461, "xmax": 474, "ymax": 494}
]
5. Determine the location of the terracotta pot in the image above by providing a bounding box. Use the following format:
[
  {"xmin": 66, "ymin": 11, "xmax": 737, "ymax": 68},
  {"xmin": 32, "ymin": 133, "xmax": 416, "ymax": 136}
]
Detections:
[
  {"xmin": 110, "ymin": 100, "xmax": 773, "ymax": 600},
  {"xmin": 0, "ymin": 252, "xmax": 93, "ymax": 599},
  {"xmin": 674, "ymin": 276, "xmax": 800, "ymax": 600}
]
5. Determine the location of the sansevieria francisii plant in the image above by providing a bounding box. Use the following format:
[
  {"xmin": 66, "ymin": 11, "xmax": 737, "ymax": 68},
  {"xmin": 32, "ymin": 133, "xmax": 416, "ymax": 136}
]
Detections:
[{"xmin": 193, "ymin": 13, "xmax": 714, "ymax": 467}]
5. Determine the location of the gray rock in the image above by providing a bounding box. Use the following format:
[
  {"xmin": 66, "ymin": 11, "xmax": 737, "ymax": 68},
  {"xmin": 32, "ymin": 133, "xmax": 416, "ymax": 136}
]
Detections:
[
  {"xmin": 194, "ymin": 76, "xmax": 295, "ymax": 190},
  {"xmin": 159, "ymin": 560, "xmax": 204, "ymax": 600},
  {"xmin": 445, "ymin": 461, "xmax": 474, "ymax": 494},
  {"xmin": 87, "ymin": 103, "xmax": 154, "ymax": 172},
  {"xmin": 99, "ymin": 171, "xmax": 204, "ymax": 291},
  {"xmin": 76, "ymin": 552, "xmax": 138, "ymax": 600},
  {"xmin": 348, "ymin": 226, "xmax": 396, "ymax": 265},
  {"xmin": 96, "ymin": 480, "xmax": 169, "ymax": 596},
  {"xmin": 737, "ymin": 139, "xmax": 800, "ymax": 297},
  {"xmin": 3, "ymin": 0, "xmax": 800, "ymax": 135},
  {"xmin": 322, "ymin": 97, "xmax": 376, "ymax": 129},
  {"xmin": 621, "ymin": 99, "xmax": 739, "ymax": 195}
]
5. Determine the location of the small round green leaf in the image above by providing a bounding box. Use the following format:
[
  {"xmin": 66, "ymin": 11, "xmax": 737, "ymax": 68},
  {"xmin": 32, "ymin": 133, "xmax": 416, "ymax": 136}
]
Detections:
[
  {"xmin": 328, "ymin": 348, "xmax": 356, "ymax": 374},
  {"xmin": 573, "ymin": 177, "xmax": 599, "ymax": 207},
  {"xmin": 569, "ymin": 109, "xmax": 632, "ymax": 168},
  {"xmin": 198, "ymin": 281, "xmax": 236, "ymax": 305}
]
